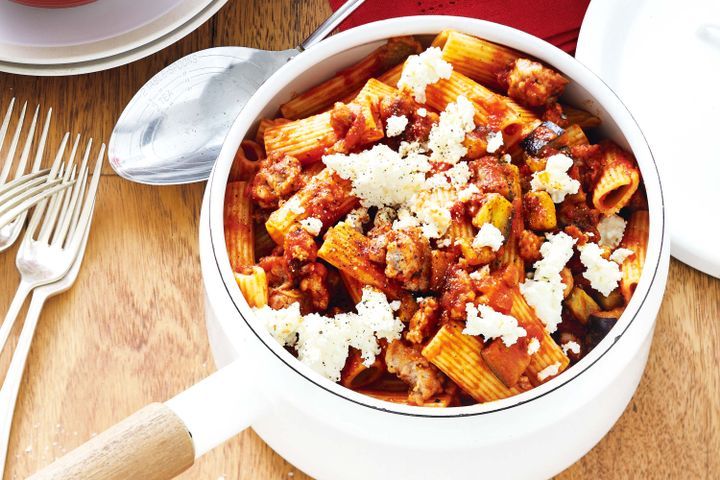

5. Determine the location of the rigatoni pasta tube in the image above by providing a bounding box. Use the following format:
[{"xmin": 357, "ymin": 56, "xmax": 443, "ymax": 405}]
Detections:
[
  {"xmin": 263, "ymin": 112, "xmax": 338, "ymax": 165},
  {"xmin": 280, "ymin": 36, "xmax": 421, "ymax": 119},
  {"xmin": 318, "ymin": 222, "xmax": 404, "ymax": 300},
  {"xmin": 342, "ymin": 75, "xmax": 402, "ymax": 104},
  {"xmin": 424, "ymin": 71, "xmax": 541, "ymax": 146},
  {"xmin": 340, "ymin": 348, "xmax": 384, "ymax": 389},
  {"xmin": 546, "ymin": 124, "xmax": 589, "ymax": 149},
  {"xmin": 339, "ymin": 270, "xmax": 365, "ymax": 305},
  {"xmin": 228, "ymin": 140, "xmax": 262, "ymax": 182},
  {"xmin": 508, "ymin": 289, "xmax": 569, "ymax": 385},
  {"xmin": 265, "ymin": 168, "xmax": 358, "ymax": 244},
  {"xmin": 255, "ymin": 118, "xmax": 290, "ymax": 144},
  {"xmin": 620, "ymin": 210, "xmax": 649, "ymax": 302},
  {"xmin": 432, "ymin": 30, "xmax": 520, "ymax": 90},
  {"xmin": 496, "ymin": 198, "xmax": 524, "ymax": 283},
  {"xmin": 561, "ymin": 104, "xmax": 601, "ymax": 128},
  {"xmin": 592, "ymin": 143, "xmax": 641, "ymax": 215},
  {"xmin": 377, "ymin": 63, "xmax": 404, "ymax": 87},
  {"xmin": 422, "ymin": 323, "xmax": 521, "ymax": 403},
  {"xmin": 234, "ymin": 266, "xmax": 268, "ymax": 308},
  {"xmin": 224, "ymin": 181, "xmax": 254, "ymax": 271}
]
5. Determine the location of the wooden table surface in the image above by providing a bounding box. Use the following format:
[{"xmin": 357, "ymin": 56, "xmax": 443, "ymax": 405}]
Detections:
[{"xmin": 0, "ymin": 1, "xmax": 718, "ymax": 478}]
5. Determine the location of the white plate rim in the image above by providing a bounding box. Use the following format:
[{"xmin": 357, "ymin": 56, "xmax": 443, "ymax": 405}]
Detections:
[
  {"xmin": 0, "ymin": 0, "xmax": 218, "ymax": 65},
  {"xmin": 0, "ymin": 0, "xmax": 229, "ymax": 76},
  {"xmin": 576, "ymin": 0, "xmax": 720, "ymax": 279}
]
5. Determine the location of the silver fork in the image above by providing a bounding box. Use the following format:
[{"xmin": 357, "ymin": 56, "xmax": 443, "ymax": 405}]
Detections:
[
  {"xmin": 0, "ymin": 98, "xmax": 57, "ymax": 251},
  {"xmin": 0, "ymin": 136, "xmax": 104, "ymax": 478},
  {"xmin": 0, "ymin": 208, "xmax": 94, "ymax": 480},
  {"xmin": 0, "ymin": 135, "xmax": 104, "ymax": 352}
]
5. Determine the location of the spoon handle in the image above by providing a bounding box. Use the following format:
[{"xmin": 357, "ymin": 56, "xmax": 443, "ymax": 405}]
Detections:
[{"xmin": 298, "ymin": 0, "xmax": 366, "ymax": 51}]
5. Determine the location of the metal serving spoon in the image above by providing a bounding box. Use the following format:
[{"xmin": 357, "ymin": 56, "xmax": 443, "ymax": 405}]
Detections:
[{"xmin": 109, "ymin": 0, "xmax": 365, "ymax": 185}]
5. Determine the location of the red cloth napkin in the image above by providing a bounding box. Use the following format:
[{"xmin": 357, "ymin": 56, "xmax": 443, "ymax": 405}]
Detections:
[{"xmin": 328, "ymin": 0, "xmax": 590, "ymax": 53}]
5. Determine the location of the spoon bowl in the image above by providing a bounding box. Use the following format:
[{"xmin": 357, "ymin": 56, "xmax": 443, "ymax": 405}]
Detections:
[
  {"xmin": 109, "ymin": 47, "xmax": 296, "ymax": 185},
  {"xmin": 108, "ymin": 0, "xmax": 365, "ymax": 185}
]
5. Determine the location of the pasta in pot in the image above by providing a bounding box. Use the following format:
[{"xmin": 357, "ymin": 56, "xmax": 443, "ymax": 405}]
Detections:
[{"xmin": 223, "ymin": 31, "xmax": 649, "ymax": 407}]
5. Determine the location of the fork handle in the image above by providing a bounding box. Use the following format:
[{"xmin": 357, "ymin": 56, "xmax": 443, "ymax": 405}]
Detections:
[
  {"xmin": 0, "ymin": 291, "xmax": 46, "ymax": 478},
  {"xmin": 0, "ymin": 281, "xmax": 32, "ymax": 353}
]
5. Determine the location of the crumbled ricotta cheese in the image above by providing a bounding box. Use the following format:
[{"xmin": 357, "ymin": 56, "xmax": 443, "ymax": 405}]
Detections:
[
  {"xmin": 472, "ymin": 223, "xmax": 505, "ymax": 252},
  {"xmin": 425, "ymin": 161, "xmax": 472, "ymax": 190},
  {"xmin": 469, "ymin": 265, "xmax": 490, "ymax": 281},
  {"xmin": 519, "ymin": 279, "xmax": 565, "ymax": 334},
  {"xmin": 436, "ymin": 237, "xmax": 452, "ymax": 248},
  {"xmin": 295, "ymin": 313, "xmax": 353, "ymax": 382},
  {"xmin": 344, "ymin": 207, "xmax": 370, "ymax": 232},
  {"xmin": 257, "ymin": 288, "xmax": 404, "ymax": 382},
  {"xmin": 530, "ymin": 153, "xmax": 580, "ymax": 203},
  {"xmin": 598, "ymin": 214, "xmax": 627, "ymax": 249},
  {"xmin": 323, "ymin": 144, "xmax": 430, "ymax": 208},
  {"xmin": 355, "ymin": 287, "xmax": 405, "ymax": 346},
  {"xmin": 416, "ymin": 107, "xmax": 427, "ymax": 117},
  {"xmin": 398, "ymin": 140, "xmax": 426, "ymax": 157},
  {"xmin": 486, "ymin": 130, "xmax": 504, "ymax": 153},
  {"xmin": 392, "ymin": 207, "xmax": 421, "ymax": 231},
  {"xmin": 399, "ymin": 188, "xmax": 456, "ymax": 238},
  {"xmin": 285, "ymin": 196, "xmax": 305, "ymax": 215},
  {"xmin": 458, "ymin": 183, "xmax": 480, "ymax": 202},
  {"xmin": 385, "ymin": 114, "xmax": 408, "ymax": 137},
  {"xmin": 562, "ymin": 341, "xmax": 581, "ymax": 355},
  {"xmin": 579, "ymin": 242, "xmax": 622, "ymax": 296},
  {"xmin": 428, "ymin": 95, "xmax": 476, "ymax": 164},
  {"xmin": 519, "ymin": 232, "xmax": 576, "ymax": 333},
  {"xmin": 463, "ymin": 303, "xmax": 527, "ymax": 347},
  {"xmin": 537, "ymin": 362, "xmax": 562, "ymax": 381},
  {"xmin": 443, "ymin": 161, "xmax": 471, "ymax": 187},
  {"xmin": 254, "ymin": 303, "xmax": 303, "ymax": 347},
  {"xmin": 397, "ymin": 47, "xmax": 453, "ymax": 103},
  {"xmin": 610, "ymin": 247, "xmax": 634, "ymax": 265},
  {"xmin": 527, "ymin": 337, "xmax": 541, "ymax": 355},
  {"xmin": 299, "ymin": 217, "xmax": 323, "ymax": 236},
  {"xmin": 500, "ymin": 153, "xmax": 512, "ymax": 163},
  {"xmin": 533, "ymin": 232, "xmax": 577, "ymax": 281}
]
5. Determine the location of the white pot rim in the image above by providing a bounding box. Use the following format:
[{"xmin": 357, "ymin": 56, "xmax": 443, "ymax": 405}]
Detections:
[{"xmin": 201, "ymin": 15, "xmax": 668, "ymax": 418}]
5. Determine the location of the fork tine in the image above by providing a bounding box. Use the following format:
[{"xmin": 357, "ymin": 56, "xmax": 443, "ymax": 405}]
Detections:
[
  {"xmin": 13, "ymin": 104, "xmax": 40, "ymax": 181},
  {"xmin": 0, "ymin": 169, "xmax": 50, "ymax": 201},
  {"xmin": 37, "ymin": 134, "xmax": 80, "ymax": 244},
  {"xmin": 24, "ymin": 132, "xmax": 69, "ymax": 242},
  {"xmin": 0, "ymin": 98, "xmax": 15, "ymax": 159},
  {"xmin": 68, "ymin": 143, "xmax": 104, "ymax": 248},
  {"xmin": 0, "ymin": 101, "xmax": 27, "ymax": 184},
  {"xmin": 0, "ymin": 180, "xmax": 74, "ymax": 231},
  {"xmin": 53, "ymin": 138, "xmax": 92, "ymax": 247},
  {"xmin": 64, "ymin": 167, "xmax": 88, "ymax": 246},
  {"xmin": 52, "ymin": 164, "xmax": 76, "ymax": 242},
  {"xmin": 0, "ymin": 173, "xmax": 54, "ymax": 207},
  {"xmin": 31, "ymin": 107, "xmax": 52, "ymax": 174}
]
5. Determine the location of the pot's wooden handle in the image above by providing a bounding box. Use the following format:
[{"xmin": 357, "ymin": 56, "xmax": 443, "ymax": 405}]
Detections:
[{"xmin": 28, "ymin": 402, "xmax": 195, "ymax": 480}]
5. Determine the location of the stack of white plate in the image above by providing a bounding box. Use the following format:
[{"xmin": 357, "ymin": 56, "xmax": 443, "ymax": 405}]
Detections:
[{"xmin": 0, "ymin": 0, "xmax": 229, "ymax": 75}]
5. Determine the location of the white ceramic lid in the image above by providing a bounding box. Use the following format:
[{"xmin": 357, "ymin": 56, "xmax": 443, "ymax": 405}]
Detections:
[{"xmin": 576, "ymin": 0, "xmax": 720, "ymax": 278}]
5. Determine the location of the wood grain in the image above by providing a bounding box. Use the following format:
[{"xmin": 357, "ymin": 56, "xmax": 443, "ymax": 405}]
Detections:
[
  {"xmin": 0, "ymin": 0, "xmax": 718, "ymax": 478},
  {"xmin": 29, "ymin": 403, "xmax": 194, "ymax": 480}
]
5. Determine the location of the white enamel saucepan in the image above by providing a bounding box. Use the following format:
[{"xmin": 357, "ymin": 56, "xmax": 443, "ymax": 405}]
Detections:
[{"xmin": 30, "ymin": 16, "xmax": 669, "ymax": 480}]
